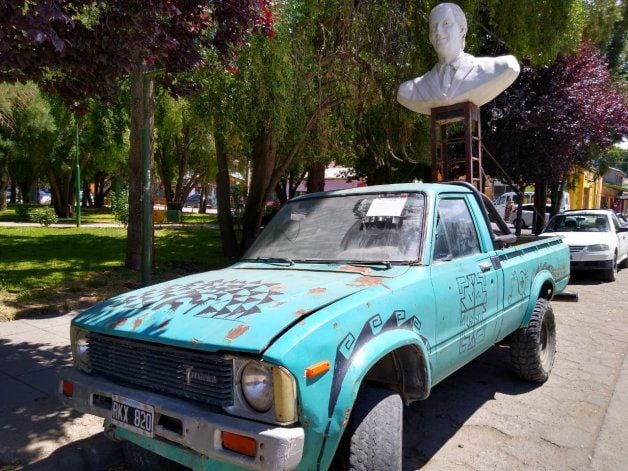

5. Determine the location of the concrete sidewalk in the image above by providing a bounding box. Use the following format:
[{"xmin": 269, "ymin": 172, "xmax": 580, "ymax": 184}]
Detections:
[{"xmin": 0, "ymin": 312, "xmax": 121, "ymax": 469}]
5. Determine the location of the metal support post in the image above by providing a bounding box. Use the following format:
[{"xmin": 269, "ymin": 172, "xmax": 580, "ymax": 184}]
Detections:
[
  {"xmin": 141, "ymin": 75, "xmax": 153, "ymax": 286},
  {"xmin": 75, "ymin": 115, "xmax": 81, "ymax": 227}
]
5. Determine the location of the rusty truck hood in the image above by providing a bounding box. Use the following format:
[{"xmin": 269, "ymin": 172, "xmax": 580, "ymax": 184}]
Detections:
[{"xmin": 72, "ymin": 263, "xmax": 403, "ymax": 354}]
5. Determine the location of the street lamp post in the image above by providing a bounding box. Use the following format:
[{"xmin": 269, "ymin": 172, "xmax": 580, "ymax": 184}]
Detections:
[{"xmin": 75, "ymin": 114, "xmax": 81, "ymax": 227}]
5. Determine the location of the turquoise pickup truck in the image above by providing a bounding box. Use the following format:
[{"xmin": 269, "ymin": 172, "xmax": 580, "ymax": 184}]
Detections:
[{"xmin": 58, "ymin": 182, "xmax": 569, "ymax": 470}]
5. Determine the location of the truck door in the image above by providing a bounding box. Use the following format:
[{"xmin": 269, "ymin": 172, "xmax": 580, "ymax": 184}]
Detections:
[{"xmin": 429, "ymin": 196, "xmax": 502, "ymax": 384}]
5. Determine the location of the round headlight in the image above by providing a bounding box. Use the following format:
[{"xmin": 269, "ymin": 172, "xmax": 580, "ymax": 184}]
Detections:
[{"xmin": 241, "ymin": 362, "xmax": 273, "ymax": 412}]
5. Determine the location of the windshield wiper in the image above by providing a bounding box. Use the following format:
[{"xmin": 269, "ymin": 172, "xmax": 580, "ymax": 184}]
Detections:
[
  {"xmin": 246, "ymin": 257, "xmax": 295, "ymax": 266},
  {"xmin": 345, "ymin": 261, "xmax": 392, "ymax": 270}
]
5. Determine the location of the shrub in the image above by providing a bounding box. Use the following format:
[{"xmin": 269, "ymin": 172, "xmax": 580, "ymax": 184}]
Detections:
[
  {"xmin": 15, "ymin": 205, "xmax": 30, "ymax": 220},
  {"xmin": 111, "ymin": 189, "xmax": 129, "ymax": 226},
  {"xmin": 30, "ymin": 207, "xmax": 59, "ymax": 226}
]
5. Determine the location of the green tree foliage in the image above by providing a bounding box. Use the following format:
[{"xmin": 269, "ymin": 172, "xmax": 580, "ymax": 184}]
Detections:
[
  {"xmin": 80, "ymin": 98, "xmax": 129, "ymax": 207},
  {"xmin": 0, "ymin": 83, "xmax": 55, "ymax": 209},
  {"xmin": 154, "ymin": 93, "xmax": 216, "ymax": 205},
  {"xmin": 485, "ymin": 0, "xmax": 585, "ymax": 65}
]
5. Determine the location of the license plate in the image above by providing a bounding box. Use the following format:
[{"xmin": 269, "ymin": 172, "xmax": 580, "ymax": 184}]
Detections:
[{"xmin": 110, "ymin": 395, "xmax": 154, "ymax": 437}]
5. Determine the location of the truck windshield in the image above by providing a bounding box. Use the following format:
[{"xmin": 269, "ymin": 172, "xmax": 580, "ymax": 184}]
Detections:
[{"xmin": 244, "ymin": 192, "xmax": 425, "ymax": 263}]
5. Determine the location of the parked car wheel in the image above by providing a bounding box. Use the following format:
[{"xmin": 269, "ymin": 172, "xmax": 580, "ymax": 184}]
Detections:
[
  {"xmin": 339, "ymin": 387, "xmax": 402, "ymax": 471},
  {"xmin": 510, "ymin": 298, "xmax": 556, "ymax": 383},
  {"xmin": 121, "ymin": 440, "xmax": 181, "ymax": 470},
  {"xmin": 603, "ymin": 254, "xmax": 618, "ymax": 282}
]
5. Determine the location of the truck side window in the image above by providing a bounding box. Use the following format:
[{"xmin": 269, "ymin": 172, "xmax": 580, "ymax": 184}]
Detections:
[{"xmin": 433, "ymin": 199, "xmax": 481, "ymax": 261}]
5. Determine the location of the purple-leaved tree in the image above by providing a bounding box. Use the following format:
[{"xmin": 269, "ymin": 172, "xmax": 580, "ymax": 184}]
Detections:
[{"xmin": 483, "ymin": 41, "xmax": 628, "ymax": 234}]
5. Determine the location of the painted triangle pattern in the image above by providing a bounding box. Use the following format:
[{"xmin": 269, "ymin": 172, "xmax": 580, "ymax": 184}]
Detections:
[{"xmin": 106, "ymin": 279, "xmax": 284, "ymax": 320}]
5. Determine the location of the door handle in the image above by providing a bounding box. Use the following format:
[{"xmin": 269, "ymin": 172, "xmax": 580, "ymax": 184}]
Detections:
[{"xmin": 479, "ymin": 262, "xmax": 492, "ymax": 272}]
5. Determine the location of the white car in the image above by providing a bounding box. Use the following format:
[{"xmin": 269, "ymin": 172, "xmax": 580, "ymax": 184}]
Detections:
[
  {"xmin": 513, "ymin": 204, "xmax": 551, "ymax": 229},
  {"xmin": 543, "ymin": 210, "xmax": 628, "ymax": 282}
]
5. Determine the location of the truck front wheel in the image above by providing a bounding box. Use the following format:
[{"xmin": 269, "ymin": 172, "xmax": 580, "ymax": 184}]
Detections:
[
  {"xmin": 510, "ymin": 298, "xmax": 556, "ymax": 383},
  {"xmin": 339, "ymin": 387, "xmax": 403, "ymax": 471}
]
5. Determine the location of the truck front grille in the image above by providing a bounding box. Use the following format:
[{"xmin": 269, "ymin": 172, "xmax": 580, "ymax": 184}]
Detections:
[{"xmin": 87, "ymin": 332, "xmax": 233, "ymax": 407}]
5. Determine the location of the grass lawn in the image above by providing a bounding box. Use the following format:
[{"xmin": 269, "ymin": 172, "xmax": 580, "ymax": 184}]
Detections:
[{"xmin": 0, "ymin": 225, "xmax": 233, "ymax": 321}]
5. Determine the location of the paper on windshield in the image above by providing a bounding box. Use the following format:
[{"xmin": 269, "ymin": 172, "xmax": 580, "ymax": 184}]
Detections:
[{"xmin": 366, "ymin": 197, "xmax": 407, "ymax": 217}]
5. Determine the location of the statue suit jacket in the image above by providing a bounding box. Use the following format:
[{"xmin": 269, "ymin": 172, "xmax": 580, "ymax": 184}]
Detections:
[{"xmin": 397, "ymin": 53, "xmax": 520, "ymax": 115}]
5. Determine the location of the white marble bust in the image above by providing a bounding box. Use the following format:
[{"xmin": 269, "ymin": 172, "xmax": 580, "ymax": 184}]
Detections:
[{"xmin": 397, "ymin": 3, "xmax": 520, "ymax": 115}]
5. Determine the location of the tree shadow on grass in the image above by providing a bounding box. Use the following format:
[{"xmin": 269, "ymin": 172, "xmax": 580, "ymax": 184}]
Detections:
[
  {"xmin": 0, "ymin": 227, "xmax": 234, "ymax": 320},
  {"xmin": 402, "ymin": 345, "xmax": 538, "ymax": 469}
]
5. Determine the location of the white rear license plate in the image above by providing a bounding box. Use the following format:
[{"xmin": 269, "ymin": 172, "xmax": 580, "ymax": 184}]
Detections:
[{"xmin": 111, "ymin": 395, "xmax": 154, "ymax": 437}]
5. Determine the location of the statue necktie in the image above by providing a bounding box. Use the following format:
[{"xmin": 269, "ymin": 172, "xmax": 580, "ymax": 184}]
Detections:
[{"xmin": 441, "ymin": 64, "xmax": 454, "ymax": 92}]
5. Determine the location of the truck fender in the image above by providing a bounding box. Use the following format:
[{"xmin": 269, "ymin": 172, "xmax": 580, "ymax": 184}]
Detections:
[
  {"xmin": 318, "ymin": 330, "xmax": 431, "ymax": 468},
  {"xmin": 520, "ymin": 271, "xmax": 554, "ymax": 328}
]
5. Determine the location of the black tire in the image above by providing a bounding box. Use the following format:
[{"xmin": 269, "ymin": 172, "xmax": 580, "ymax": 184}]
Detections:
[
  {"xmin": 121, "ymin": 440, "xmax": 182, "ymax": 471},
  {"xmin": 603, "ymin": 255, "xmax": 617, "ymax": 282},
  {"xmin": 340, "ymin": 387, "xmax": 403, "ymax": 471},
  {"xmin": 510, "ymin": 298, "xmax": 556, "ymax": 383}
]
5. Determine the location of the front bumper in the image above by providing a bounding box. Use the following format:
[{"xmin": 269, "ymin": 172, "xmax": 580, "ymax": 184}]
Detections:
[
  {"xmin": 569, "ymin": 250, "xmax": 613, "ymax": 271},
  {"xmin": 57, "ymin": 367, "xmax": 304, "ymax": 470}
]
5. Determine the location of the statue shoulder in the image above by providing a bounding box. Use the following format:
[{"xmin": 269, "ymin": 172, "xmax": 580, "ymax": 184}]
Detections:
[{"xmin": 473, "ymin": 55, "xmax": 520, "ymax": 75}]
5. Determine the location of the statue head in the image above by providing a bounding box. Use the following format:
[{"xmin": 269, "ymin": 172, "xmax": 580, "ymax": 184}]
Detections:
[{"xmin": 429, "ymin": 3, "xmax": 467, "ymax": 63}]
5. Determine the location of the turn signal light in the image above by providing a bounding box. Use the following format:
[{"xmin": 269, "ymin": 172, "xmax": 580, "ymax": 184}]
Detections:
[
  {"xmin": 222, "ymin": 431, "xmax": 257, "ymax": 457},
  {"xmin": 305, "ymin": 360, "xmax": 330, "ymax": 379},
  {"xmin": 62, "ymin": 380, "xmax": 74, "ymax": 398}
]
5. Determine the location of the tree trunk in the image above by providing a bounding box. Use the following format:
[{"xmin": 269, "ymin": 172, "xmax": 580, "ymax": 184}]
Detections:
[
  {"xmin": 240, "ymin": 130, "xmax": 277, "ymax": 252},
  {"xmin": 0, "ymin": 163, "xmax": 9, "ymax": 211},
  {"xmin": 533, "ymin": 181, "xmax": 547, "ymax": 235},
  {"xmin": 48, "ymin": 168, "xmax": 73, "ymax": 218},
  {"xmin": 215, "ymin": 132, "xmax": 239, "ymax": 257},
  {"xmin": 93, "ymin": 171, "xmax": 111, "ymax": 208},
  {"xmin": 82, "ymin": 179, "xmax": 93, "ymax": 207},
  {"xmin": 126, "ymin": 65, "xmax": 154, "ymax": 271},
  {"xmin": 306, "ymin": 162, "xmax": 326, "ymax": 194}
]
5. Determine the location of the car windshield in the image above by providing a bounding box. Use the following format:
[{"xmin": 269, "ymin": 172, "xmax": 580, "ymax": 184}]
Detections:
[
  {"xmin": 546, "ymin": 213, "xmax": 610, "ymax": 233},
  {"xmin": 244, "ymin": 192, "xmax": 425, "ymax": 263}
]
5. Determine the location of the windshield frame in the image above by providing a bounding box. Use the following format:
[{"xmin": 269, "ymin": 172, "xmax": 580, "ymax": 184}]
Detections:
[{"xmin": 242, "ymin": 190, "xmax": 428, "ymax": 265}]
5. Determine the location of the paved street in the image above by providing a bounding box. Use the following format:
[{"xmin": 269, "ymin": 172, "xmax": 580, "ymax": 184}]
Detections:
[
  {"xmin": 404, "ymin": 270, "xmax": 628, "ymax": 470},
  {"xmin": 0, "ymin": 269, "xmax": 626, "ymax": 470}
]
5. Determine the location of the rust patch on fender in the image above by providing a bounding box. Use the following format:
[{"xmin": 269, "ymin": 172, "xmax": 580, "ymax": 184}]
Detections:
[
  {"xmin": 132, "ymin": 318, "xmax": 143, "ymax": 331},
  {"xmin": 342, "ymin": 408, "xmax": 352, "ymax": 427},
  {"xmin": 309, "ymin": 287, "xmax": 326, "ymax": 295},
  {"xmin": 339, "ymin": 265, "xmax": 372, "ymax": 274},
  {"xmin": 350, "ymin": 276, "xmax": 383, "ymax": 287},
  {"xmin": 226, "ymin": 325, "xmax": 249, "ymax": 341},
  {"xmin": 294, "ymin": 309, "xmax": 309, "ymax": 317},
  {"xmin": 269, "ymin": 284, "xmax": 285, "ymax": 293},
  {"xmin": 109, "ymin": 317, "xmax": 128, "ymax": 329},
  {"xmin": 270, "ymin": 301, "xmax": 286, "ymax": 309}
]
